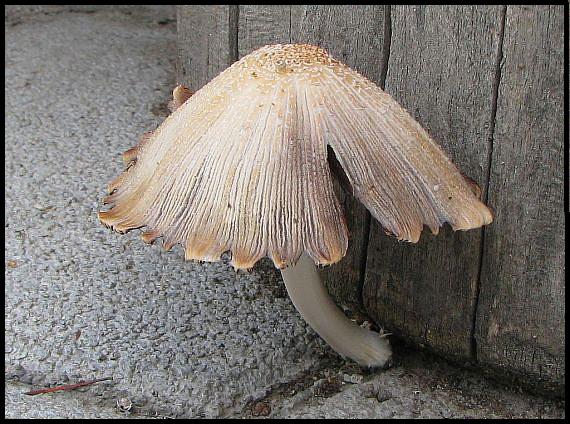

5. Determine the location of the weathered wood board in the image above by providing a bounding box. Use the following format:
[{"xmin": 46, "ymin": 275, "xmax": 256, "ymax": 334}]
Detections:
[
  {"xmin": 176, "ymin": 5, "xmax": 565, "ymax": 394},
  {"xmin": 475, "ymin": 5, "xmax": 565, "ymax": 394},
  {"xmin": 362, "ymin": 5, "xmax": 504, "ymax": 360},
  {"xmin": 237, "ymin": 5, "xmax": 389, "ymax": 311},
  {"xmin": 176, "ymin": 5, "xmax": 236, "ymax": 90},
  {"xmin": 237, "ymin": 5, "xmax": 291, "ymax": 57},
  {"xmin": 290, "ymin": 5, "xmax": 388, "ymax": 312}
]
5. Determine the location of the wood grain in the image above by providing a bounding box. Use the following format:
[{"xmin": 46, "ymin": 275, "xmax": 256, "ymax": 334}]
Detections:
[
  {"xmin": 237, "ymin": 5, "xmax": 388, "ymax": 311},
  {"xmin": 362, "ymin": 5, "xmax": 503, "ymax": 359},
  {"xmin": 290, "ymin": 5, "xmax": 387, "ymax": 311},
  {"xmin": 175, "ymin": 6, "xmax": 565, "ymax": 392},
  {"xmin": 176, "ymin": 5, "xmax": 236, "ymax": 90},
  {"xmin": 475, "ymin": 5, "xmax": 565, "ymax": 394},
  {"xmin": 237, "ymin": 5, "xmax": 291, "ymax": 57}
]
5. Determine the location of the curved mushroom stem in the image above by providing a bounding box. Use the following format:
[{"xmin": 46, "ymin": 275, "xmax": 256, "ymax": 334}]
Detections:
[{"xmin": 280, "ymin": 253, "xmax": 392, "ymax": 368}]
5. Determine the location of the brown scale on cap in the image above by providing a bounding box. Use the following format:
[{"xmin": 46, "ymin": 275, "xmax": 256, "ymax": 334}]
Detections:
[
  {"xmin": 244, "ymin": 44, "xmax": 333, "ymax": 73},
  {"xmin": 99, "ymin": 44, "xmax": 492, "ymax": 270}
]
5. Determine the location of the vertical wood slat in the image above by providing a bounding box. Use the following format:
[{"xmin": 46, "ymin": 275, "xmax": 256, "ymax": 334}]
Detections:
[
  {"xmin": 476, "ymin": 5, "xmax": 565, "ymax": 394},
  {"xmin": 176, "ymin": 6, "xmax": 564, "ymax": 392},
  {"xmin": 176, "ymin": 5, "xmax": 235, "ymax": 90},
  {"xmin": 237, "ymin": 5, "xmax": 292, "ymax": 57},
  {"xmin": 290, "ymin": 6, "xmax": 387, "ymax": 311},
  {"xmin": 176, "ymin": 5, "xmax": 387, "ymax": 310},
  {"xmin": 237, "ymin": 5, "xmax": 388, "ymax": 311},
  {"xmin": 362, "ymin": 5, "xmax": 503, "ymax": 359}
]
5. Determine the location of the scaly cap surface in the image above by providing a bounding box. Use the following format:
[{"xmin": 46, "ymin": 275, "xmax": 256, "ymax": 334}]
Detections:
[{"xmin": 99, "ymin": 44, "xmax": 492, "ymax": 269}]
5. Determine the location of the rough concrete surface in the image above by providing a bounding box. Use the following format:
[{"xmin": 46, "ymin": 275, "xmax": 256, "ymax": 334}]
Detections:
[
  {"xmin": 4, "ymin": 5, "xmax": 565, "ymax": 419},
  {"xmin": 265, "ymin": 350, "xmax": 565, "ymax": 419}
]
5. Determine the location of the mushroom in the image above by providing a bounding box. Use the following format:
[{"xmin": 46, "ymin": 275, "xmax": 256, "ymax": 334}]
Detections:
[{"xmin": 99, "ymin": 44, "xmax": 493, "ymax": 368}]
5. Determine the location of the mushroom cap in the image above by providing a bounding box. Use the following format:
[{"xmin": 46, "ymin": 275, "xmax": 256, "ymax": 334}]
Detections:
[{"xmin": 99, "ymin": 44, "xmax": 492, "ymax": 270}]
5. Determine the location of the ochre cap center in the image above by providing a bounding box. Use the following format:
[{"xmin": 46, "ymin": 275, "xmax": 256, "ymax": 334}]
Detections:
[{"xmin": 245, "ymin": 44, "xmax": 333, "ymax": 73}]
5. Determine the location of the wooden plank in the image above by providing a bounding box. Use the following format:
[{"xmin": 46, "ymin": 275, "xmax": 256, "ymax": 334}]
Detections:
[
  {"xmin": 237, "ymin": 6, "xmax": 388, "ymax": 311},
  {"xmin": 362, "ymin": 5, "xmax": 503, "ymax": 359},
  {"xmin": 289, "ymin": 6, "xmax": 387, "ymax": 82},
  {"xmin": 476, "ymin": 5, "xmax": 565, "ymax": 394},
  {"xmin": 291, "ymin": 5, "xmax": 385, "ymax": 312},
  {"xmin": 237, "ymin": 5, "xmax": 292, "ymax": 57},
  {"xmin": 176, "ymin": 5, "xmax": 236, "ymax": 90},
  {"xmin": 289, "ymin": 5, "xmax": 388, "ymax": 311}
]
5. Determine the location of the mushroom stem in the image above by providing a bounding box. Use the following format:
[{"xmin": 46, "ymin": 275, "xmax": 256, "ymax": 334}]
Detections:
[{"xmin": 280, "ymin": 253, "xmax": 392, "ymax": 368}]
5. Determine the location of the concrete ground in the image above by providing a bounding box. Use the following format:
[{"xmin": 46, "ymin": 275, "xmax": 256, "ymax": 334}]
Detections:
[{"xmin": 4, "ymin": 5, "xmax": 565, "ymax": 419}]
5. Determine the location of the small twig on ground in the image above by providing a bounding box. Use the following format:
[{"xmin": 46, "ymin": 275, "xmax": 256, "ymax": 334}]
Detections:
[{"xmin": 24, "ymin": 377, "xmax": 112, "ymax": 396}]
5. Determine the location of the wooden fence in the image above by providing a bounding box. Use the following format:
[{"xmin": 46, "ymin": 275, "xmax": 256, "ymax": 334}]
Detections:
[{"xmin": 177, "ymin": 5, "xmax": 564, "ymax": 396}]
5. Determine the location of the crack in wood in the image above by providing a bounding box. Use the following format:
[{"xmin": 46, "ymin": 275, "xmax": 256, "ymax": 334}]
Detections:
[{"xmin": 471, "ymin": 4, "xmax": 508, "ymax": 363}]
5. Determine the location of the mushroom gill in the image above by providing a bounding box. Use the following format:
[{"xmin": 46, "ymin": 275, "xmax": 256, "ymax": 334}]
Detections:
[{"xmin": 99, "ymin": 44, "xmax": 493, "ymax": 368}]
